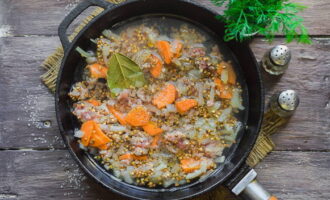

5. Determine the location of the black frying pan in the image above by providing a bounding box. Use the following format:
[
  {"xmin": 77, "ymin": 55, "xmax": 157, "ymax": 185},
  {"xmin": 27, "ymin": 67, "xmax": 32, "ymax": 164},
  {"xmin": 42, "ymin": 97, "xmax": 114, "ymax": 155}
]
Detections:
[{"xmin": 55, "ymin": 0, "xmax": 273, "ymax": 199}]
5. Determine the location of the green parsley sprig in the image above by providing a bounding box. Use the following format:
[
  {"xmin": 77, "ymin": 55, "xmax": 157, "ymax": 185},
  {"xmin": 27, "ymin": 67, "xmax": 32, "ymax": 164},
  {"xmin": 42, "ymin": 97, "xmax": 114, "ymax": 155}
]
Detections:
[{"xmin": 211, "ymin": 0, "xmax": 311, "ymax": 44}]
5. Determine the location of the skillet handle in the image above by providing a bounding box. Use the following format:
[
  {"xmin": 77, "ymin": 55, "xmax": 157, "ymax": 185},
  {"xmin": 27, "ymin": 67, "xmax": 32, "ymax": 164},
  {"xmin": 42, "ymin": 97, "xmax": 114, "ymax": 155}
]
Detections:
[
  {"xmin": 58, "ymin": 0, "xmax": 114, "ymax": 51},
  {"xmin": 241, "ymin": 179, "xmax": 278, "ymax": 200},
  {"xmin": 226, "ymin": 165, "xmax": 277, "ymax": 200}
]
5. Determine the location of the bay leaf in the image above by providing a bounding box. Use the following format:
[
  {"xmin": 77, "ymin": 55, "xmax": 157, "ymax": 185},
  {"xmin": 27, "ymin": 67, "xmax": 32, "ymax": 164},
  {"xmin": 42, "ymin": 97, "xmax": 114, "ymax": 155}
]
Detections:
[{"xmin": 107, "ymin": 53, "xmax": 146, "ymax": 93}]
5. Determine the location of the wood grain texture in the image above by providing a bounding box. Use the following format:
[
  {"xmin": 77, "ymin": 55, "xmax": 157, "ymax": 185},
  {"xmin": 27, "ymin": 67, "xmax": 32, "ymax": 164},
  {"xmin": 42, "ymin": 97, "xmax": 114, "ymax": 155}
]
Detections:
[
  {"xmin": 0, "ymin": 36, "xmax": 329, "ymax": 150},
  {"xmin": 0, "ymin": 37, "xmax": 65, "ymax": 149},
  {"xmin": 0, "ymin": 150, "xmax": 328, "ymax": 200},
  {"xmin": 250, "ymin": 38, "xmax": 330, "ymax": 151},
  {"xmin": 0, "ymin": 0, "xmax": 329, "ymax": 36},
  {"xmin": 0, "ymin": 150, "xmax": 125, "ymax": 200},
  {"xmin": 255, "ymin": 151, "xmax": 330, "ymax": 200}
]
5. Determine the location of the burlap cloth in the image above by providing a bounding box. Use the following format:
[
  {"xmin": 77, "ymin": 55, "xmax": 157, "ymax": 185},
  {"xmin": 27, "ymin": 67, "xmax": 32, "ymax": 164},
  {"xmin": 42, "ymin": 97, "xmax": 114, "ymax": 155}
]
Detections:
[{"xmin": 41, "ymin": 1, "xmax": 287, "ymax": 199}]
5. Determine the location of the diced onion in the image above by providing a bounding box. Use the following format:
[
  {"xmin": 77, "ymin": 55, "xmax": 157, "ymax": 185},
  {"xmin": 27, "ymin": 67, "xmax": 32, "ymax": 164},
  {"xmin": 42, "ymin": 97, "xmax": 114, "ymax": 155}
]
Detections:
[
  {"xmin": 111, "ymin": 88, "xmax": 122, "ymax": 95},
  {"xmin": 207, "ymin": 84, "xmax": 215, "ymax": 106},
  {"xmin": 79, "ymin": 143, "xmax": 87, "ymax": 150},
  {"xmin": 221, "ymin": 69, "xmax": 228, "ymax": 84},
  {"xmin": 102, "ymin": 29, "xmax": 120, "ymax": 41},
  {"xmin": 175, "ymin": 80, "xmax": 188, "ymax": 96},
  {"xmin": 132, "ymin": 50, "xmax": 152, "ymax": 66},
  {"xmin": 188, "ymin": 69, "xmax": 202, "ymax": 80},
  {"xmin": 102, "ymin": 45, "xmax": 110, "ymax": 64},
  {"xmin": 200, "ymin": 170, "xmax": 213, "ymax": 182},
  {"xmin": 122, "ymin": 171, "xmax": 134, "ymax": 184},
  {"xmin": 109, "ymin": 125, "xmax": 126, "ymax": 132},
  {"xmin": 86, "ymin": 57, "xmax": 97, "ymax": 64},
  {"xmin": 197, "ymin": 82, "xmax": 205, "ymax": 105},
  {"xmin": 209, "ymin": 101, "xmax": 221, "ymax": 112},
  {"xmin": 218, "ymin": 107, "xmax": 232, "ymax": 122},
  {"xmin": 231, "ymin": 89, "xmax": 245, "ymax": 110},
  {"xmin": 163, "ymin": 179, "xmax": 175, "ymax": 188},
  {"xmin": 74, "ymin": 129, "xmax": 84, "ymax": 138},
  {"xmin": 215, "ymin": 156, "xmax": 225, "ymax": 163}
]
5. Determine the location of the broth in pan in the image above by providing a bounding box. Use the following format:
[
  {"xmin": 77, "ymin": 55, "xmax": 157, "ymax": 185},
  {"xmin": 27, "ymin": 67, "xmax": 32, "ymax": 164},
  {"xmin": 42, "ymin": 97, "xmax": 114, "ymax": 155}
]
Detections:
[{"xmin": 69, "ymin": 16, "xmax": 245, "ymax": 188}]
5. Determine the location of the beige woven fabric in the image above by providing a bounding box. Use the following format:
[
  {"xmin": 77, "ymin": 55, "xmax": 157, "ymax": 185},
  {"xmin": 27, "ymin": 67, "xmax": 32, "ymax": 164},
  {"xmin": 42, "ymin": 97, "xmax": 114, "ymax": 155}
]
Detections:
[{"xmin": 41, "ymin": 1, "xmax": 286, "ymax": 199}]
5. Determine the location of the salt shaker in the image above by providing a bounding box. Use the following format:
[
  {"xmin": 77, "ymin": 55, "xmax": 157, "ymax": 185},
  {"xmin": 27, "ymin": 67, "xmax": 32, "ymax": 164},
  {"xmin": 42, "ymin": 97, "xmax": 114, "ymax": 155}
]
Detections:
[
  {"xmin": 270, "ymin": 90, "xmax": 300, "ymax": 117},
  {"xmin": 261, "ymin": 45, "xmax": 291, "ymax": 75}
]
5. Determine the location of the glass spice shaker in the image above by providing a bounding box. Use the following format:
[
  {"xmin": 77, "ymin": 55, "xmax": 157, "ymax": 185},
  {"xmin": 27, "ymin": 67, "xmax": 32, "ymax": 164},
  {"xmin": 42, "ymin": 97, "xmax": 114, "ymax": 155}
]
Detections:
[
  {"xmin": 261, "ymin": 45, "xmax": 291, "ymax": 75},
  {"xmin": 270, "ymin": 89, "xmax": 300, "ymax": 117}
]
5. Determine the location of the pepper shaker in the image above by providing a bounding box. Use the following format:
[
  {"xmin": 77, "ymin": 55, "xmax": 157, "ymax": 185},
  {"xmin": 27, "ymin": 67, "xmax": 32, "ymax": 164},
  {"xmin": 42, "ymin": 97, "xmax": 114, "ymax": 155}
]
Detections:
[
  {"xmin": 246, "ymin": 89, "xmax": 300, "ymax": 167},
  {"xmin": 270, "ymin": 90, "xmax": 300, "ymax": 117},
  {"xmin": 261, "ymin": 45, "xmax": 291, "ymax": 75}
]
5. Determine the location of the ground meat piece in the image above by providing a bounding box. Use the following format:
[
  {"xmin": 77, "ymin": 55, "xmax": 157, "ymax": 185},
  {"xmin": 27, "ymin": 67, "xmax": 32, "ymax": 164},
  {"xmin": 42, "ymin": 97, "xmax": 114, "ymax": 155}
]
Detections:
[
  {"xmin": 133, "ymin": 147, "xmax": 148, "ymax": 156},
  {"xmin": 204, "ymin": 141, "xmax": 224, "ymax": 158},
  {"xmin": 130, "ymin": 132, "xmax": 152, "ymax": 148},
  {"xmin": 164, "ymin": 131, "xmax": 186, "ymax": 144},
  {"xmin": 164, "ymin": 143, "xmax": 178, "ymax": 154},
  {"xmin": 189, "ymin": 47, "xmax": 206, "ymax": 58},
  {"xmin": 115, "ymin": 89, "xmax": 144, "ymax": 112},
  {"xmin": 177, "ymin": 139, "xmax": 191, "ymax": 150},
  {"xmin": 210, "ymin": 45, "xmax": 222, "ymax": 58},
  {"xmin": 136, "ymin": 88, "xmax": 152, "ymax": 102},
  {"xmin": 195, "ymin": 59, "xmax": 209, "ymax": 70},
  {"xmin": 72, "ymin": 102, "xmax": 101, "ymax": 122},
  {"xmin": 117, "ymin": 89, "xmax": 130, "ymax": 103},
  {"xmin": 72, "ymin": 102, "xmax": 116, "ymax": 124},
  {"xmin": 188, "ymin": 48, "xmax": 210, "ymax": 70},
  {"xmin": 69, "ymin": 82, "xmax": 89, "ymax": 101}
]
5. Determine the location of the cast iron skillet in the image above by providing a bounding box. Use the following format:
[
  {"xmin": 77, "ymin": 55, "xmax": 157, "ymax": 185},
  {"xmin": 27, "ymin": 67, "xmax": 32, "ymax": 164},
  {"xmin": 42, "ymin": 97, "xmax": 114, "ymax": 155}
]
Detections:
[{"xmin": 56, "ymin": 0, "xmax": 265, "ymax": 199}]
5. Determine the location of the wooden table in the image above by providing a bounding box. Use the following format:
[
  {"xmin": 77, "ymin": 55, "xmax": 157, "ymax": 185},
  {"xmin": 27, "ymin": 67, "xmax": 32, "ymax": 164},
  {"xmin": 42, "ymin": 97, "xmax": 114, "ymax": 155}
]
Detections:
[{"xmin": 0, "ymin": 0, "xmax": 329, "ymax": 199}]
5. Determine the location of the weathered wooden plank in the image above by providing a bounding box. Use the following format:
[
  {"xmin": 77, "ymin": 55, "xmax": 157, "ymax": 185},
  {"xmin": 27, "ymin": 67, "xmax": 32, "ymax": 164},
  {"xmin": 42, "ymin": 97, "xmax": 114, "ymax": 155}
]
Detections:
[
  {"xmin": 255, "ymin": 151, "xmax": 330, "ymax": 200},
  {"xmin": 0, "ymin": 0, "xmax": 329, "ymax": 36},
  {"xmin": 0, "ymin": 150, "xmax": 328, "ymax": 200},
  {"xmin": 0, "ymin": 36, "xmax": 65, "ymax": 149},
  {"xmin": 0, "ymin": 0, "xmax": 96, "ymax": 37},
  {"xmin": 250, "ymin": 38, "xmax": 330, "ymax": 151},
  {"xmin": 0, "ymin": 36, "xmax": 329, "ymax": 150},
  {"xmin": 0, "ymin": 150, "xmax": 125, "ymax": 200}
]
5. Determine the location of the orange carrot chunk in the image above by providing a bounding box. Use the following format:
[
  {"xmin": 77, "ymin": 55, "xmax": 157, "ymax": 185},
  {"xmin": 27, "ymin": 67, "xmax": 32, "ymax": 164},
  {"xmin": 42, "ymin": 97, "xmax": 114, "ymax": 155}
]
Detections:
[
  {"xmin": 227, "ymin": 65, "xmax": 236, "ymax": 85},
  {"xmin": 152, "ymin": 84, "xmax": 177, "ymax": 109},
  {"xmin": 89, "ymin": 133, "xmax": 108, "ymax": 149},
  {"xmin": 134, "ymin": 155, "xmax": 148, "ymax": 160},
  {"xmin": 172, "ymin": 40, "xmax": 183, "ymax": 58},
  {"xmin": 214, "ymin": 78, "xmax": 233, "ymax": 99},
  {"xmin": 143, "ymin": 122, "xmax": 163, "ymax": 136},
  {"xmin": 81, "ymin": 120, "xmax": 94, "ymax": 146},
  {"xmin": 151, "ymin": 134, "xmax": 161, "ymax": 148},
  {"xmin": 119, "ymin": 154, "xmax": 147, "ymax": 161},
  {"xmin": 89, "ymin": 123, "xmax": 111, "ymax": 149},
  {"xmin": 125, "ymin": 106, "xmax": 150, "ymax": 126},
  {"xmin": 217, "ymin": 65, "xmax": 223, "ymax": 75},
  {"xmin": 94, "ymin": 123, "xmax": 111, "ymax": 143},
  {"xmin": 157, "ymin": 41, "xmax": 172, "ymax": 64},
  {"xmin": 87, "ymin": 63, "xmax": 108, "ymax": 79},
  {"xmin": 175, "ymin": 99, "xmax": 198, "ymax": 114},
  {"xmin": 97, "ymin": 144, "xmax": 108, "ymax": 150},
  {"xmin": 217, "ymin": 61, "xmax": 228, "ymax": 74},
  {"xmin": 86, "ymin": 99, "xmax": 101, "ymax": 106},
  {"xmin": 107, "ymin": 105, "xmax": 127, "ymax": 125},
  {"xmin": 81, "ymin": 120, "xmax": 111, "ymax": 150},
  {"xmin": 119, "ymin": 153, "xmax": 133, "ymax": 160},
  {"xmin": 149, "ymin": 54, "xmax": 163, "ymax": 78},
  {"xmin": 180, "ymin": 158, "xmax": 201, "ymax": 173}
]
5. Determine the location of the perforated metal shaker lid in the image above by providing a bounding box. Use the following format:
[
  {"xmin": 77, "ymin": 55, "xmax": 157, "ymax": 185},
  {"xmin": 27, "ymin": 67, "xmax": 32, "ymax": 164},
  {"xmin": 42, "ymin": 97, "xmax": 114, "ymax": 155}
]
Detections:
[
  {"xmin": 278, "ymin": 90, "xmax": 299, "ymax": 111},
  {"xmin": 270, "ymin": 45, "xmax": 291, "ymax": 66}
]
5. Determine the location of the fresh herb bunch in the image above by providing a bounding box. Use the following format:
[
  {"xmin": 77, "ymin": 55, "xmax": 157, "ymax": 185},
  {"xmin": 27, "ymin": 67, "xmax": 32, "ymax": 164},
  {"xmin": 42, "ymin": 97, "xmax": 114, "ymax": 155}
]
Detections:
[{"xmin": 211, "ymin": 0, "xmax": 311, "ymax": 44}]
